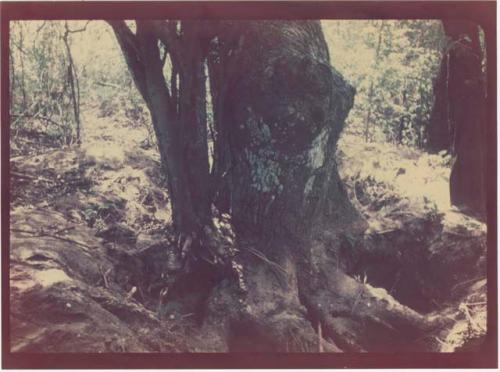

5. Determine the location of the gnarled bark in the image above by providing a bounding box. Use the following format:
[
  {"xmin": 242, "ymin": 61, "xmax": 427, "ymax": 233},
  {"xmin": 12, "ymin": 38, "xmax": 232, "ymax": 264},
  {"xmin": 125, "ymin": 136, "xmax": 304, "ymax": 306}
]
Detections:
[
  {"xmin": 200, "ymin": 21, "xmax": 449, "ymax": 352},
  {"xmin": 110, "ymin": 19, "xmax": 455, "ymax": 352}
]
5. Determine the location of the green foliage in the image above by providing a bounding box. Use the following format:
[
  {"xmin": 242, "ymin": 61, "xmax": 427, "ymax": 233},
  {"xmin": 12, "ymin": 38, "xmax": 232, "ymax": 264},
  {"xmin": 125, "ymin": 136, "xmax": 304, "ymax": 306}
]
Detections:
[
  {"xmin": 323, "ymin": 20, "xmax": 445, "ymax": 147},
  {"xmin": 10, "ymin": 21, "xmax": 152, "ymax": 154},
  {"xmin": 10, "ymin": 21, "xmax": 77, "ymax": 148},
  {"xmin": 11, "ymin": 20, "xmax": 446, "ymax": 155}
]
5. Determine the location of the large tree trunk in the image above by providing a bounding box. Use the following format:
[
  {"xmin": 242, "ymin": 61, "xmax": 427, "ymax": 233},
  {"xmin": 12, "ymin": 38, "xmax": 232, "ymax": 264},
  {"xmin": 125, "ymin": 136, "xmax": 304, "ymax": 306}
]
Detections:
[
  {"xmin": 444, "ymin": 21, "xmax": 487, "ymax": 220},
  {"xmin": 427, "ymin": 21, "xmax": 487, "ymax": 220},
  {"xmin": 110, "ymin": 19, "xmax": 453, "ymax": 352},
  {"xmin": 176, "ymin": 21, "xmax": 212, "ymax": 232},
  {"xmin": 201, "ymin": 21, "xmax": 449, "ymax": 352}
]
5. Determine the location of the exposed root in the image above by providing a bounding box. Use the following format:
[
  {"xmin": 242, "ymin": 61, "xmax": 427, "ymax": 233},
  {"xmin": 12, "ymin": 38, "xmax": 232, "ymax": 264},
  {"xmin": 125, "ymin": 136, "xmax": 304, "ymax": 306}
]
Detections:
[
  {"xmin": 301, "ymin": 268, "xmax": 453, "ymax": 352},
  {"xmin": 197, "ymin": 233, "xmax": 455, "ymax": 353},
  {"xmin": 98, "ymin": 265, "xmax": 112, "ymax": 288},
  {"xmin": 317, "ymin": 322, "xmax": 324, "ymax": 352},
  {"xmin": 180, "ymin": 234, "xmax": 193, "ymax": 260},
  {"xmin": 11, "ymin": 227, "xmax": 96, "ymax": 249}
]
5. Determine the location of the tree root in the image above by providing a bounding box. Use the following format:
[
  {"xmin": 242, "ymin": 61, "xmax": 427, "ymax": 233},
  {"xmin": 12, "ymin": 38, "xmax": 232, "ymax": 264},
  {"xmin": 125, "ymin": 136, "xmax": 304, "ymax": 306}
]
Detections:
[
  {"xmin": 197, "ymin": 249, "xmax": 326, "ymax": 352},
  {"xmin": 198, "ymin": 239, "xmax": 453, "ymax": 352},
  {"xmin": 300, "ymin": 268, "xmax": 452, "ymax": 352}
]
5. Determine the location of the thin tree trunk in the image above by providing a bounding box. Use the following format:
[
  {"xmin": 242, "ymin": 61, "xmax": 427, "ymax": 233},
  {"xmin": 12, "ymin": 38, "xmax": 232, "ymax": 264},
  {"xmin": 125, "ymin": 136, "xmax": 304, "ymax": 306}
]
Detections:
[
  {"xmin": 109, "ymin": 20, "xmax": 212, "ymax": 237},
  {"xmin": 364, "ymin": 22, "xmax": 384, "ymax": 143},
  {"xmin": 63, "ymin": 22, "xmax": 81, "ymax": 144},
  {"xmin": 10, "ymin": 29, "xmax": 16, "ymax": 114},
  {"xmin": 397, "ymin": 81, "xmax": 407, "ymax": 144},
  {"xmin": 19, "ymin": 23, "xmax": 27, "ymax": 111}
]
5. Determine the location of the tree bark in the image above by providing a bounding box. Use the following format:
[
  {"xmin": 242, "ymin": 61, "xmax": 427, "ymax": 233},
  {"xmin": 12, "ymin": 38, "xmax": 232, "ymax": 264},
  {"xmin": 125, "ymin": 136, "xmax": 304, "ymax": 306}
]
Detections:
[
  {"xmin": 176, "ymin": 21, "xmax": 212, "ymax": 231},
  {"xmin": 109, "ymin": 21, "xmax": 212, "ymax": 235},
  {"xmin": 427, "ymin": 50, "xmax": 452, "ymax": 152},
  {"xmin": 63, "ymin": 22, "xmax": 81, "ymax": 144},
  {"xmin": 206, "ymin": 31, "xmax": 237, "ymax": 213},
  {"xmin": 435, "ymin": 21, "xmax": 487, "ymax": 220},
  {"xmin": 200, "ymin": 21, "xmax": 449, "ymax": 352},
  {"xmin": 110, "ymin": 19, "xmax": 453, "ymax": 352},
  {"xmin": 216, "ymin": 21, "xmax": 359, "ymax": 237}
]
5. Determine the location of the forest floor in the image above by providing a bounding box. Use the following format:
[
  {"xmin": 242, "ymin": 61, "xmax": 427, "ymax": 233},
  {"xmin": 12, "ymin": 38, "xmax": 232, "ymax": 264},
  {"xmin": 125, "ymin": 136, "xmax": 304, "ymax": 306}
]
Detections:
[{"xmin": 9, "ymin": 106, "xmax": 488, "ymax": 352}]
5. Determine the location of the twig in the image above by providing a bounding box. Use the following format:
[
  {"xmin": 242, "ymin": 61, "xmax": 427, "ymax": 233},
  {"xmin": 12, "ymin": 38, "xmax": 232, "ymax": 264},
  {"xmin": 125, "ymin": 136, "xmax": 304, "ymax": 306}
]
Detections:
[
  {"xmin": 448, "ymin": 233, "xmax": 481, "ymax": 240},
  {"xmin": 318, "ymin": 322, "xmax": 324, "ymax": 352},
  {"xmin": 10, "ymin": 155, "xmax": 27, "ymax": 162},
  {"xmin": 11, "ymin": 227, "xmax": 94, "ymax": 249},
  {"xmin": 451, "ymin": 277, "xmax": 485, "ymax": 293},
  {"xmin": 180, "ymin": 234, "xmax": 193, "ymax": 259},
  {"xmin": 98, "ymin": 265, "xmax": 111, "ymax": 289},
  {"xmin": 35, "ymin": 21, "xmax": 47, "ymax": 34},
  {"xmin": 351, "ymin": 287, "xmax": 364, "ymax": 315},
  {"xmin": 95, "ymin": 81, "xmax": 121, "ymax": 89},
  {"xmin": 10, "ymin": 101, "xmax": 39, "ymax": 126},
  {"xmin": 200, "ymin": 256, "xmax": 216, "ymax": 266},
  {"xmin": 53, "ymin": 225, "xmax": 76, "ymax": 235},
  {"xmin": 125, "ymin": 286, "xmax": 137, "ymax": 300},
  {"xmin": 137, "ymin": 285, "xmax": 146, "ymax": 303},
  {"xmin": 463, "ymin": 301, "xmax": 487, "ymax": 306},
  {"xmin": 11, "ymin": 112, "xmax": 62, "ymax": 129},
  {"xmin": 389, "ymin": 270, "xmax": 401, "ymax": 294},
  {"xmin": 11, "ymin": 171, "xmax": 53, "ymax": 182},
  {"xmin": 66, "ymin": 20, "xmax": 91, "ymax": 34},
  {"xmin": 157, "ymin": 287, "xmax": 169, "ymax": 319},
  {"xmin": 433, "ymin": 336, "xmax": 447, "ymax": 346},
  {"xmin": 245, "ymin": 246, "xmax": 287, "ymax": 275},
  {"xmin": 460, "ymin": 303, "xmax": 485, "ymax": 332}
]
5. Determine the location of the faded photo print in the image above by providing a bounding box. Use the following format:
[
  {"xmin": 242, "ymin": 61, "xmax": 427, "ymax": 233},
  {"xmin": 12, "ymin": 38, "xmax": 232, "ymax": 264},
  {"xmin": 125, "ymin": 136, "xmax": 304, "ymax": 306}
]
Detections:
[{"xmin": 9, "ymin": 19, "xmax": 489, "ymax": 355}]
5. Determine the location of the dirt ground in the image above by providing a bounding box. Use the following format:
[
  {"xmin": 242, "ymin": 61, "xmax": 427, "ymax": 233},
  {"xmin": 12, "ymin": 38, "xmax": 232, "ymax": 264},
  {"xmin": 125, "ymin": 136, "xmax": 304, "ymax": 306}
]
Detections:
[{"xmin": 9, "ymin": 105, "xmax": 487, "ymax": 352}]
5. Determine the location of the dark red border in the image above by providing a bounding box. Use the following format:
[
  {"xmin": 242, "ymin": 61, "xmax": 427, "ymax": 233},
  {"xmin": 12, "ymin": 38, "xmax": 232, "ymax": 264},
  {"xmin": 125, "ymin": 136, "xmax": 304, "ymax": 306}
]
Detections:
[{"xmin": 1, "ymin": 1, "xmax": 497, "ymax": 369}]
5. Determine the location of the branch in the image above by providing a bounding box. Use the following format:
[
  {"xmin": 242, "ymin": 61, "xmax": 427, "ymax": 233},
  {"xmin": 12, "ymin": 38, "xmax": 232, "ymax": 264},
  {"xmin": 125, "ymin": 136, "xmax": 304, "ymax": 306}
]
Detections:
[
  {"xmin": 106, "ymin": 20, "xmax": 149, "ymax": 104},
  {"xmin": 95, "ymin": 81, "xmax": 121, "ymax": 89},
  {"xmin": 170, "ymin": 62, "xmax": 178, "ymax": 114},
  {"xmin": 10, "ymin": 39, "xmax": 29, "ymax": 56},
  {"xmin": 35, "ymin": 21, "xmax": 47, "ymax": 34},
  {"xmin": 160, "ymin": 45, "xmax": 168, "ymax": 68},
  {"xmin": 135, "ymin": 20, "xmax": 173, "ymax": 106},
  {"xmin": 151, "ymin": 20, "xmax": 182, "ymax": 64},
  {"xmin": 66, "ymin": 20, "xmax": 91, "ymax": 34}
]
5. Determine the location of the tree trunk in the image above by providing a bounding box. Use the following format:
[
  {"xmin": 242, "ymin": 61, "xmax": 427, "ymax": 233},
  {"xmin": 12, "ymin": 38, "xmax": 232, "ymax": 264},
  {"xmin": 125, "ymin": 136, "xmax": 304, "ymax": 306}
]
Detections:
[
  {"xmin": 206, "ymin": 32, "xmax": 235, "ymax": 213},
  {"xmin": 442, "ymin": 21, "xmax": 487, "ymax": 220},
  {"xmin": 109, "ymin": 21, "xmax": 212, "ymax": 236},
  {"xmin": 427, "ymin": 50, "xmax": 452, "ymax": 152},
  {"xmin": 63, "ymin": 22, "xmax": 81, "ymax": 144},
  {"xmin": 176, "ymin": 21, "xmax": 212, "ymax": 231},
  {"xmin": 364, "ymin": 22, "xmax": 384, "ymax": 143},
  {"xmin": 200, "ymin": 21, "xmax": 449, "ymax": 352},
  {"xmin": 110, "ymin": 19, "xmax": 454, "ymax": 352}
]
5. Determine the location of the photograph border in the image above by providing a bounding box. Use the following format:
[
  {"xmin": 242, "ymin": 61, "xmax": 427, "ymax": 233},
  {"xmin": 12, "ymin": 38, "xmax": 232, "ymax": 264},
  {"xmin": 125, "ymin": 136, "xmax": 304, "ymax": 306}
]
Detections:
[{"xmin": 1, "ymin": 1, "xmax": 497, "ymax": 369}]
